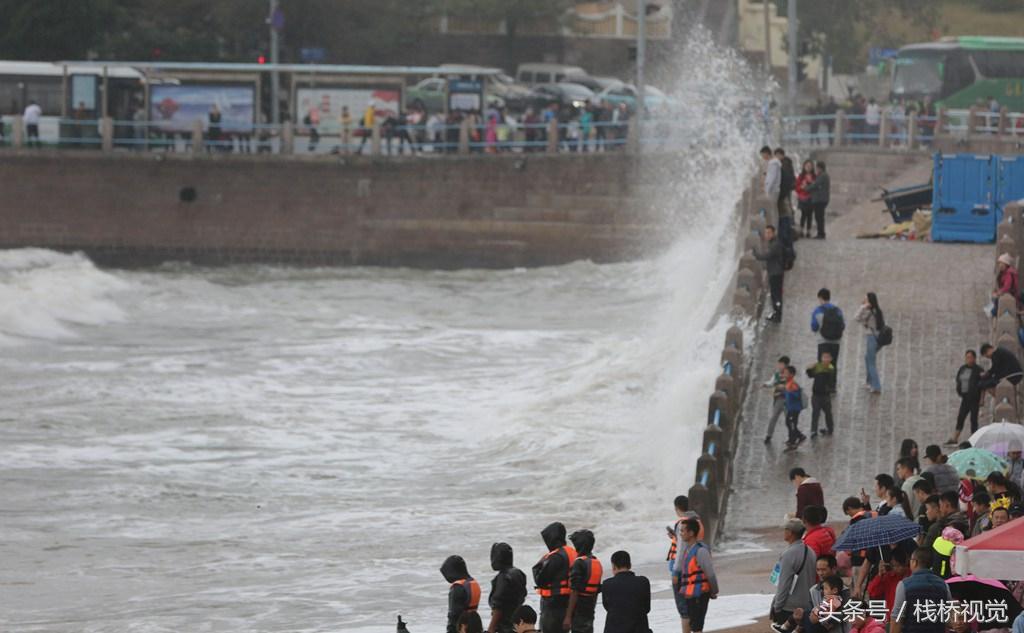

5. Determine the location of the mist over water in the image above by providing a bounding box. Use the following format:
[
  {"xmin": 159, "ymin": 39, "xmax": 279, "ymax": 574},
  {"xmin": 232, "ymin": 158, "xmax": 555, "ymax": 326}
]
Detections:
[{"xmin": 0, "ymin": 30, "xmax": 758, "ymax": 633}]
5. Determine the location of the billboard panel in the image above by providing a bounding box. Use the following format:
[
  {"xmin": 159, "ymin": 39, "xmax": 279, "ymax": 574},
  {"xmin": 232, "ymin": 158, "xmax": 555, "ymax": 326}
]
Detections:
[
  {"xmin": 295, "ymin": 86, "xmax": 400, "ymax": 125},
  {"xmin": 150, "ymin": 84, "xmax": 254, "ymax": 133}
]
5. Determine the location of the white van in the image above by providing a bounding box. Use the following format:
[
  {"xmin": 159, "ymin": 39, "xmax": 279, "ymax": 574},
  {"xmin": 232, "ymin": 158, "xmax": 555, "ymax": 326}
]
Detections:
[{"xmin": 516, "ymin": 63, "xmax": 587, "ymax": 86}]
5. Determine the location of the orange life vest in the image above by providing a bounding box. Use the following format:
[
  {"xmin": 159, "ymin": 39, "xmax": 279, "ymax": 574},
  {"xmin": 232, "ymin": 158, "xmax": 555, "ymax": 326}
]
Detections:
[
  {"xmin": 577, "ymin": 555, "xmax": 603, "ymax": 597},
  {"xmin": 537, "ymin": 546, "xmax": 577, "ymax": 598},
  {"xmin": 452, "ymin": 577, "xmax": 481, "ymax": 611},
  {"xmin": 679, "ymin": 542, "xmax": 710, "ymax": 598},
  {"xmin": 666, "ymin": 518, "xmax": 706, "ymax": 562}
]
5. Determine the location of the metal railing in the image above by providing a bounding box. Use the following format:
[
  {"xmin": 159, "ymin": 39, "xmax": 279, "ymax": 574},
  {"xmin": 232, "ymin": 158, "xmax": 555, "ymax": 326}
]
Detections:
[{"xmin": 778, "ymin": 107, "xmax": 1024, "ymax": 150}]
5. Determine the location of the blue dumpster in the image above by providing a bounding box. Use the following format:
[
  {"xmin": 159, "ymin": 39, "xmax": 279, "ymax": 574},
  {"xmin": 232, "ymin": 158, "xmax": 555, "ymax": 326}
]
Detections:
[
  {"xmin": 996, "ymin": 155, "xmax": 1024, "ymax": 222},
  {"xmin": 932, "ymin": 153, "xmax": 996, "ymax": 243}
]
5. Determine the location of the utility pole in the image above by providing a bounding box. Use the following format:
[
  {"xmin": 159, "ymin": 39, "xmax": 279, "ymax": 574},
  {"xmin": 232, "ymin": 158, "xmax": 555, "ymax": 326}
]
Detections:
[
  {"xmin": 636, "ymin": 0, "xmax": 646, "ymax": 131},
  {"xmin": 763, "ymin": 0, "xmax": 772, "ymax": 73},
  {"xmin": 270, "ymin": 0, "xmax": 281, "ymax": 125},
  {"xmin": 787, "ymin": 0, "xmax": 798, "ymax": 116}
]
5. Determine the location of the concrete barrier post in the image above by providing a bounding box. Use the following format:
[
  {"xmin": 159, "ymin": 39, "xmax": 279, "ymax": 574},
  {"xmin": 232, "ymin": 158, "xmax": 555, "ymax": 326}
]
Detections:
[
  {"xmin": 626, "ymin": 119, "xmax": 638, "ymax": 154},
  {"xmin": 936, "ymin": 108, "xmax": 947, "ymax": 139},
  {"xmin": 999, "ymin": 107, "xmax": 1009, "ymax": 136},
  {"xmin": 548, "ymin": 119, "xmax": 560, "ymax": 154},
  {"xmin": 994, "ymin": 401, "xmax": 1016, "ymax": 423},
  {"xmin": 998, "ymin": 234, "xmax": 1016, "ymax": 260},
  {"xmin": 737, "ymin": 267, "xmax": 760, "ymax": 296},
  {"xmin": 458, "ymin": 119, "xmax": 470, "ymax": 155},
  {"xmin": 100, "ymin": 116, "xmax": 114, "ymax": 152},
  {"xmin": 907, "ymin": 111, "xmax": 919, "ymax": 149},
  {"xmin": 191, "ymin": 119, "xmax": 203, "ymax": 153},
  {"xmin": 725, "ymin": 326, "xmax": 743, "ymax": 351},
  {"xmin": 371, "ymin": 121, "xmax": 382, "ymax": 155},
  {"xmin": 695, "ymin": 453, "xmax": 719, "ymax": 507},
  {"xmin": 702, "ymin": 424, "xmax": 726, "ymax": 482},
  {"xmin": 995, "ymin": 382, "xmax": 1016, "ymax": 408},
  {"xmin": 879, "ymin": 111, "xmax": 890, "ymax": 147},
  {"xmin": 687, "ymin": 482, "xmax": 713, "ymax": 524},
  {"xmin": 996, "ymin": 313, "xmax": 1018, "ymax": 340},
  {"xmin": 997, "ymin": 293, "xmax": 1017, "ymax": 318},
  {"xmin": 12, "ymin": 114, "xmax": 24, "ymax": 148},
  {"xmin": 715, "ymin": 373, "xmax": 738, "ymax": 414},
  {"xmin": 281, "ymin": 121, "xmax": 294, "ymax": 155},
  {"xmin": 834, "ymin": 110, "xmax": 847, "ymax": 146},
  {"xmin": 968, "ymin": 106, "xmax": 980, "ymax": 138},
  {"xmin": 731, "ymin": 286, "xmax": 755, "ymax": 317}
]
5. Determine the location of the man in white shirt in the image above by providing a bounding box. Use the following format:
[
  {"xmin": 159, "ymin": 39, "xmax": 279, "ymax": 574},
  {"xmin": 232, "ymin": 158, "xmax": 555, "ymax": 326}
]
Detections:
[
  {"xmin": 761, "ymin": 145, "xmax": 781, "ymax": 201},
  {"xmin": 23, "ymin": 100, "xmax": 42, "ymax": 147},
  {"xmin": 865, "ymin": 98, "xmax": 881, "ymax": 141}
]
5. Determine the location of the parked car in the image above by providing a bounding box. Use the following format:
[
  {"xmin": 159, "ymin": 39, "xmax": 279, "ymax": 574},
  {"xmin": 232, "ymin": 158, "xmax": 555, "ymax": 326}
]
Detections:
[
  {"xmin": 562, "ymin": 73, "xmax": 622, "ymax": 93},
  {"xmin": 593, "ymin": 82, "xmax": 677, "ymax": 114},
  {"xmin": 405, "ymin": 77, "xmax": 446, "ymax": 113},
  {"xmin": 516, "ymin": 63, "xmax": 587, "ymax": 86},
  {"xmin": 530, "ymin": 82, "xmax": 596, "ymax": 114},
  {"xmin": 440, "ymin": 64, "xmax": 535, "ymax": 112}
]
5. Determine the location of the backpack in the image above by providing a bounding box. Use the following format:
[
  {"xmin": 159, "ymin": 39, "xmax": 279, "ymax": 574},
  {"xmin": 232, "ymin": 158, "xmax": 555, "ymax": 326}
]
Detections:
[
  {"xmin": 874, "ymin": 309, "xmax": 893, "ymax": 348},
  {"xmin": 819, "ymin": 306, "xmax": 845, "ymax": 340}
]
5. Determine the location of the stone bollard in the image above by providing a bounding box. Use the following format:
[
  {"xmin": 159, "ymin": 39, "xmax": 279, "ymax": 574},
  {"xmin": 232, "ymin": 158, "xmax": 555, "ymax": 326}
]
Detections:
[
  {"xmin": 695, "ymin": 453, "xmax": 719, "ymax": 508},
  {"xmin": 997, "ymin": 294, "xmax": 1017, "ymax": 318},
  {"xmin": 999, "ymin": 219, "xmax": 1015, "ymax": 243},
  {"xmin": 739, "ymin": 252, "xmax": 761, "ymax": 276},
  {"xmin": 708, "ymin": 391, "xmax": 732, "ymax": 439},
  {"xmin": 996, "ymin": 313, "xmax": 1018, "ymax": 340},
  {"xmin": 907, "ymin": 111, "xmax": 919, "ymax": 149},
  {"xmin": 879, "ymin": 111, "xmax": 890, "ymax": 147},
  {"xmin": 725, "ymin": 326, "xmax": 744, "ymax": 351},
  {"xmin": 548, "ymin": 118, "xmax": 560, "ymax": 154},
  {"xmin": 371, "ymin": 121, "xmax": 382, "ymax": 155},
  {"xmin": 998, "ymin": 233, "xmax": 1016, "ymax": 260},
  {"xmin": 715, "ymin": 373, "xmax": 738, "ymax": 414},
  {"xmin": 721, "ymin": 348, "xmax": 744, "ymax": 385},
  {"xmin": 1004, "ymin": 202, "xmax": 1023, "ymax": 224},
  {"xmin": 995, "ymin": 382, "xmax": 1016, "ymax": 407},
  {"xmin": 731, "ymin": 286, "xmax": 755, "ymax": 317},
  {"xmin": 994, "ymin": 401, "xmax": 1016, "ymax": 423},
  {"xmin": 687, "ymin": 482, "xmax": 714, "ymax": 523},
  {"xmin": 999, "ymin": 107, "xmax": 1009, "ymax": 136},
  {"xmin": 968, "ymin": 106, "xmax": 980, "ymax": 138},
  {"xmin": 750, "ymin": 215, "xmax": 766, "ymax": 236},
  {"xmin": 191, "ymin": 119, "xmax": 204, "ymax": 153},
  {"xmin": 737, "ymin": 267, "xmax": 760, "ymax": 295},
  {"xmin": 743, "ymin": 233, "xmax": 761, "ymax": 253},
  {"xmin": 996, "ymin": 333, "xmax": 1019, "ymax": 358},
  {"xmin": 11, "ymin": 114, "xmax": 24, "ymax": 148},
  {"xmin": 936, "ymin": 108, "xmax": 948, "ymax": 139},
  {"xmin": 702, "ymin": 423, "xmax": 726, "ymax": 482}
]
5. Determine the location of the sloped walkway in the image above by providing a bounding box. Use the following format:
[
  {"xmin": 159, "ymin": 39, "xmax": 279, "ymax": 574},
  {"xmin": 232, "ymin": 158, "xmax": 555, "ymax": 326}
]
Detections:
[{"xmin": 725, "ymin": 157, "xmax": 993, "ymax": 532}]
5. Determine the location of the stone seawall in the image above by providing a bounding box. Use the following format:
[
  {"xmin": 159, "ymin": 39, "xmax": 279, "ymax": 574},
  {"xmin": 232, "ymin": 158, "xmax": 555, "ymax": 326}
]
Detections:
[{"xmin": 0, "ymin": 151, "xmax": 684, "ymax": 268}]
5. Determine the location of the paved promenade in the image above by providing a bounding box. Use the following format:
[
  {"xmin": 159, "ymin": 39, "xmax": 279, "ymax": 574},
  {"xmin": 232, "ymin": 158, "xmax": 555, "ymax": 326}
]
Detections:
[{"xmin": 726, "ymin": 162, "xmax": 994, "ymax": 532}]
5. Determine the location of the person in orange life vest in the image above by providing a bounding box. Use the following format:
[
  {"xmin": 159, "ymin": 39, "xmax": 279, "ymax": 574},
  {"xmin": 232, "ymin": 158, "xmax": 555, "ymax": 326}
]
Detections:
[
  {"xmin": 443, "ymin": 555, "xmax": 482, "ymax": 633},
  {"xmin": 533, "ymin": 522, "xmax": 577, "ymax": 633},
  {"xmin": 669, "ymin": 495, "xmax": 705, "ymax": 624},
  {"xmin": 489, "ymin": 542, "xmax": 528, "ymax": 633},
  {"xmin": 564, "ymin": 530, "xmax": 602, "ymax": 633},
  {"xmin": 676, "ymin": 518, "xmax": 718, "ymax": 633},
  {"xmin": 867, "ymin": 547, "xmax": 909, "ymax": 621},
  {"xmin": 801, "ymin": 506, "xmax": 836, "ymax": 559}
]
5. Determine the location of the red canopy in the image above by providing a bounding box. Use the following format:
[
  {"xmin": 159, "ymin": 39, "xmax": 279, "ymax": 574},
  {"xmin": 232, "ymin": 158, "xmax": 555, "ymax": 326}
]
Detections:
[{"xmin": 954, "ymin": 518, "xmax": 1024, "ymax": 580}]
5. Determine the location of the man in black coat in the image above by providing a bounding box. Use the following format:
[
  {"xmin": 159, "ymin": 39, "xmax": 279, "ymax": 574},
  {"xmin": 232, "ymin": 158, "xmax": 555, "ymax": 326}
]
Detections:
[
  {"xmin": 980, "ymin": 343, "xmax": 1023, "ymax": 389},
  {"xmin": 600, "ymin": 550, "xmax": 650, "ymax": 633},
  {"xmin": 754, "ymin": 225, "xmax": 786, "ymax": 323}
]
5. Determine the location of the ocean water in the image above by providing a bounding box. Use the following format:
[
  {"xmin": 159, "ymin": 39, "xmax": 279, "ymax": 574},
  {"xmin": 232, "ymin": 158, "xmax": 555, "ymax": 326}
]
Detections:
[{"xmin": 0, "ymin": 33, "xmax": 759, "ymax": 633}]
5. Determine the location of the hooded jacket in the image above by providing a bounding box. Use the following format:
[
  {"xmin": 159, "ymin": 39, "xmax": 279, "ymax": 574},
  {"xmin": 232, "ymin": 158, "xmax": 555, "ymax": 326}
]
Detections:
[
  {"xmin": 569, "ymin": 530, "xmax": 601, "ymax": 608},
  {"xmin": 489, "ymin": 543, "xmax": 527, "ymax": 629},
  {"xmin": 441, "ymin": 555, "xmax": 475, "ymax": 633},
  {"xmin": 533, "ymin": 522, "xmax": 573, "ymax": 606}
]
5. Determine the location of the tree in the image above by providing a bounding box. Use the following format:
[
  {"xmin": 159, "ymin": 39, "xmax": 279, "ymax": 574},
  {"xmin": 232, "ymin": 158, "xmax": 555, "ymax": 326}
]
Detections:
[
  {"xmin": 0, "ymin": 0, "xmax": 118, "ymax": 60},
  {"xmin": 444, "ymin": 0, "xmax": 573, "ymax": 38},
  {"xmin": 774, "ymin": 0, "xmax": 938, "ymax": 74}
]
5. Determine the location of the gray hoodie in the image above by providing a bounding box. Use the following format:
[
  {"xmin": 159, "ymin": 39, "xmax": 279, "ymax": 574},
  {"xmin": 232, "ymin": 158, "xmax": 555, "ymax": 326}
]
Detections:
[{"xmin": 772, "ymin": 541, "xmax": 817, "ymax": 614}]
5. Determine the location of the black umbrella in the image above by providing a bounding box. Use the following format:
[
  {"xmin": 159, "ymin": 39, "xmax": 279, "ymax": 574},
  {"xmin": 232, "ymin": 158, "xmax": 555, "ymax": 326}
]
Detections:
[{"xmin": 946, "ymin": 575, "xmax": 1023, "ymax": 630}]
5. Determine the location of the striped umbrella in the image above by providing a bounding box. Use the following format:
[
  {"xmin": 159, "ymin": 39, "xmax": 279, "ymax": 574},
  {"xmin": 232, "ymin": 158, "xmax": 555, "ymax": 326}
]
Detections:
[{"xmin": 834, "ymin": 513, "xmax": 921, "ymax": 552}]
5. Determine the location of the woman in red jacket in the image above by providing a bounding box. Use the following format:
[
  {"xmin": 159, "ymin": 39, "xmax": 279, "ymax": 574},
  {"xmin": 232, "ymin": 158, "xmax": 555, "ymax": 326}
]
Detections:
[{"xmin": 795, "ymin": 159, "xmax": 816, "ymax": 238}]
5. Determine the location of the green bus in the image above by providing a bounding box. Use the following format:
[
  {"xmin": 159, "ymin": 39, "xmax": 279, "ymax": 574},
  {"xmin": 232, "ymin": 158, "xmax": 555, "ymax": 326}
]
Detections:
[{"xmin": 891, "ymin": 36, "xmax": 1024, "ymax": 111}]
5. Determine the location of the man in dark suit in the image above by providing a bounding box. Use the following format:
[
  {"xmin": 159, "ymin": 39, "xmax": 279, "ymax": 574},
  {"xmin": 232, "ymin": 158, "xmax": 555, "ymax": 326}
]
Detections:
[{"xmin": 600, "ymin": 550, "xmax": 650, "ymax": 633}]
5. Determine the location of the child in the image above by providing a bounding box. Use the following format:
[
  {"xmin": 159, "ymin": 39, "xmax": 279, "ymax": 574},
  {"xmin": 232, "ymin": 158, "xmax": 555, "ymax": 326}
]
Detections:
[
  {"xmin": 783, "ymin": 365, "xmax": 807, "ymax": 450},
  {"xmin": 772, "ymin": 575, "xmax": 844, "ymax": 633},
  {"xmin": 763, "ymin": 355, "xmax": 791, "ymax": 444},
  {"xmin": 806, "ymin": 351, "xmax": 837, "ymax": 438}
]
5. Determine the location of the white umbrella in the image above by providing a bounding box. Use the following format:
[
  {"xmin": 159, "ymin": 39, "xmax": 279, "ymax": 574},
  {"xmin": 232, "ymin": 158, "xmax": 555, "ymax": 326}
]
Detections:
[{"xmin": 968, "ymin": 422, "xmax": 1024, "ymax": 457}]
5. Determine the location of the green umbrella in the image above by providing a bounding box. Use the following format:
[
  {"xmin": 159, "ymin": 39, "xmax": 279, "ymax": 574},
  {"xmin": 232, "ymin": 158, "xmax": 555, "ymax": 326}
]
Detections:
[{"xmin": 947, "ymin": 447, "xmax": 1009, "ymax": 479}]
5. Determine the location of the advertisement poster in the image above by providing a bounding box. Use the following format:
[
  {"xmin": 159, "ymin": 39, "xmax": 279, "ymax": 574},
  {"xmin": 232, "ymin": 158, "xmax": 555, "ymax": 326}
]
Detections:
[
  {"xmin": 448, "ymin": 80, "xmax": 482, "ymax": 113},
  {"xmin": 295, "ymin": 86, "xmax": 400, "ymax": 126},
  {"xmin": 150, "ymin": 84, "xmax": 254, "ymax": 133}
]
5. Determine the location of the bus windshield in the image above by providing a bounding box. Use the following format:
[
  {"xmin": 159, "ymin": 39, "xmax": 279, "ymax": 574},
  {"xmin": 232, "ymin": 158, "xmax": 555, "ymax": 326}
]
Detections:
[{"xmin": 892, "ymin": 53, "xmax": 944, "ymax": 98}]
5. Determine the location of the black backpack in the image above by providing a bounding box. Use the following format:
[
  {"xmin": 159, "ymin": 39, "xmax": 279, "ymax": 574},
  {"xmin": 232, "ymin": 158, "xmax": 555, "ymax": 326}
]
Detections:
[
  {"xmin": 819, "ymin": 306, "xmax": 845, "ymax": 340},
  {"xmin": 874, "ymin": 309, "xmax": 893, "ymax": 347}
]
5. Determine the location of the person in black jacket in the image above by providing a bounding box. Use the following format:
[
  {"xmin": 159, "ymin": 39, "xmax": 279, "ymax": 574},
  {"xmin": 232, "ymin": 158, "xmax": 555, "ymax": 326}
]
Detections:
[
  {"xmin": 566, "ymin": 530, "xmax": 601, "ymax": 633},
  {"xmin": 533, "ymin": 522, "xmax": 573, "ymax": 633},
  {"xmin": 755, "ymin": 225, "xmax": 785, "ymax": 323},
  {"xmin": 806, "ymin": 351, "xmax": 836, "ymax": 438},
  {"xmin": 980, "ymin": 343, "xmax": 1023, "ymax": 389},
  {"xmin": 601, "ymin": 551, "xmax": 650, "ymax": 633},
  {"xmin": 442, "ymin": 555, "xmax": 480, "ymax": 633},
  {"xmin": 489, "ymin": 543, "xmax": 528, "ymax": 633},
  {"xmin": 950, "ymin": 350, "xmax": 983, "ymax": 445}
]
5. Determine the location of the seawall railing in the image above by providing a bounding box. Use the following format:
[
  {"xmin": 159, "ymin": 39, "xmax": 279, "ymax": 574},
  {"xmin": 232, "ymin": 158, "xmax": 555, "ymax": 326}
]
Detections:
[{"xmin": 686, "ymin": 177, "xmax": 771, "ymax": 544}]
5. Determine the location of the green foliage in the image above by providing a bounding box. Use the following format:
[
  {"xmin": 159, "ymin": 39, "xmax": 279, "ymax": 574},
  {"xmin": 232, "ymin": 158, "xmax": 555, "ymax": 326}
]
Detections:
[
  {"xmin": 974, "ymin": 0, "xmax": 1024, "ymax": 11},
  {"xmin": 773, "ymin": 0, "xmax": 938, "ymax": 73},
  {"xmin": 0, "ymin": 0, "xmax": 118, "ymax": 60}
]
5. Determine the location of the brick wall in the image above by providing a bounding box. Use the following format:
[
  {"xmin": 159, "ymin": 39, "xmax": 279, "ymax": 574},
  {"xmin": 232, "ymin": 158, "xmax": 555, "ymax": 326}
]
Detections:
[{"xmin": 0, "ymin": 151, "xmax": 679, "ymax": 268}]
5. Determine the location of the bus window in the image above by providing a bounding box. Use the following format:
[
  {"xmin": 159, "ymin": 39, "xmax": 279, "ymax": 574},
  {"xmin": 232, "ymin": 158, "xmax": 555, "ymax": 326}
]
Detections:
[
  {"xmin": 892, "ymin": 53, "xmax": 944, "ymax": 98},
  {"xmin": 942, "ymin": 51, "xmax": 976, "ymax": 98},
  {"xmin": 519, "ymin": 71, "xmax": 533, "ymax": 84},
  {"xmin": 555, "ymin": 73, "xmax": 565, "ymax": 82},
  {"xmin": 535, "ymin": 72, "xmax": 551, "ymax": 83},
  {"xmin": 971, "ymin": 50, "xmax": 1024, "ymax": 78}
]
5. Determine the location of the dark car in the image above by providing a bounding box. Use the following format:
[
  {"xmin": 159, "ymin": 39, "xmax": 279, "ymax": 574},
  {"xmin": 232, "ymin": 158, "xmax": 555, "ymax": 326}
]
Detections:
[{"xmin": 530, "ymin": 82, "xmax": 596, "ymax": 114}]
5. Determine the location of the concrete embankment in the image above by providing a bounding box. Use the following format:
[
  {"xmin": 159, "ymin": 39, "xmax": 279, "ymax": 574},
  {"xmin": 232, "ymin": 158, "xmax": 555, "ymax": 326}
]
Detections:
[{"xmin": 0, "ymin": 150, "xmax": 691, "ymax": 268}]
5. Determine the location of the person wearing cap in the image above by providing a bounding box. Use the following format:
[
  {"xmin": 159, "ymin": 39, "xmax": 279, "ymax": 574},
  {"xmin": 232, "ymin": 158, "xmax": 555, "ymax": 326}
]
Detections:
[
  {"xmin": 921, "ymin": 445, "xmax": 960, "ymax": 494},
  {"xmin": 1008, "ymin": 441, "xmax": 1024, "ymax": 490},
  {"xmin": 992, "ymin": 253, "xmax": 1020, "ymax": 312},
  {"xmin": 770, "ymin": 520, "xmax": 816, "ymax": 626}
]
